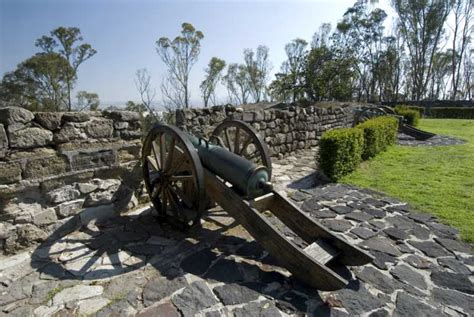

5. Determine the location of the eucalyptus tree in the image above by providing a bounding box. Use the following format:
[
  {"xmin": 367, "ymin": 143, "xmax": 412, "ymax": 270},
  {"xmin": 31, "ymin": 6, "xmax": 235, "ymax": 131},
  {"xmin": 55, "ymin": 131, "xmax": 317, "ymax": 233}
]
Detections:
[
  {"xmin": 200, "ymin": 57, "xmax": 226, "ymax": 107},
  {"xmin": 243, "ymin": 45, "xmax": 271, "ymax": 102},
  {"xmin": 391, "ymin": 0, "xmax": 453, "ymax": 100},
  {"xmin": 223, "ymin": 63, "xmax": 250, "ymax": 105},
  {"xmin": 156, "ymin": 23, "xmax": 204, "ymax": 109},
  {"xmin": 36, "ymin": 27, "xmax": 97, "ymax": 111},
  {"xmin": 0, "ymin": 52, "xmax": 72, "ymax": 111},
  {"xmin": 76, "ymin": 91, "xmax": 99, "ymax": 111},
  {"xmin": 449, "ymin": 0, "xmax": 472, "ymax": 99},
  {"xmin": 135, "ymin": 68, "xmax": 156, "ymax": 112}
]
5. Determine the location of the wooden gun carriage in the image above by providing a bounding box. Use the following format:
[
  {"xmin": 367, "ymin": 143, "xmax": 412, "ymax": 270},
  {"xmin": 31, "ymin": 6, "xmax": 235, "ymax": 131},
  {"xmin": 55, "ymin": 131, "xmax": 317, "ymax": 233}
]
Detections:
[{"xmin": 142, "ymin": 119, "xmax": 373, "ymax": 291}]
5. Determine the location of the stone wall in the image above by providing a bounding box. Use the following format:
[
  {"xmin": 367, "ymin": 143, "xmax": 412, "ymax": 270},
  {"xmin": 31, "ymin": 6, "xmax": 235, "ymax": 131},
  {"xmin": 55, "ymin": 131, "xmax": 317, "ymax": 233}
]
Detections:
[
  {"xmin": 176, "ymin": 103, "xmax": 355, "ymax": 158},
  {"xmin": 0, "ymin": 107, "xmax": 145, "ymax": 254}
]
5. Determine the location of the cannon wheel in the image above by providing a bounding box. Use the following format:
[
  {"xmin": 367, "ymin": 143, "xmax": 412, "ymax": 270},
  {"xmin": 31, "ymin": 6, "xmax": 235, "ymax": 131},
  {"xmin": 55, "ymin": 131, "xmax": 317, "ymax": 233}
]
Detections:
[
  {"xmin": 211, "ymin": 120, "xmax": 272, "ymax": 179},
  {"xmin": 355, "ymin": 106, "xmax": 389, "ymax": 124},
  {"xmin": 142, "ymin": 124, "xmax": 205, "ymax": 229}
]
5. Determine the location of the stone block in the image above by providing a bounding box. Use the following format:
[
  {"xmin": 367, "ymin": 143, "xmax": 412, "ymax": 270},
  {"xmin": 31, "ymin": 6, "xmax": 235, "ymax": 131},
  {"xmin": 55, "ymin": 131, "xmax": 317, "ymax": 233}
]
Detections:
[
  {"xmin": 53, "ymin": 122, "xmax": 85, "ymax": 143},
  {"xmin": 0, "ymin": 161, "xmax": 22, "ymax": 184},
  {"xmin": 86, "ymin": 118, "xmax": 113, "ymax": 138},
  {"xmin": 46, "ymin": 185, "xmax": 81, "ymax": 204},
  {"xmin": 0, "ymin": 124, "xmax": 7, "ymax": 158},
  {"xmin": 79, "ymin": 204, "xmax": 117, "ymax": 225},
  {"xmin": 62, "ymin": 112, "xmax": 90, "ymax": 122},
  {"xmin": 242, "ymin": 112, "xmax": 255, "ymax": 122},
  {"xmin": 17, "ymin": 224, "xmax": 47, "ymax": 244},
  {"xmin": 104, "ymin": 110, "xmax": 141, "ymax": 122},
  {"xmin": 70, "ymin": 149, "xmax": 116, "ymax": 171},
  {"xmin": 9, "ymin": 127, "xmax": 53, "ymax": 149},
  {"xmin": 0, "ymin": 107, "xmax": 34, "ymax": 126},
  {"xmin": 24, "ymin": 155, "xmax": 69, "ymax": 179},
  {"xmin": 34, "ymin": 112, "xmax": 63, "ymax": 130},
  {"xmin": 120, "ymin": 129, "xmax": 142, "ymax": 140},
  {"xmin": 114, "ymin": 121, "xmax": 129, "ymax": 130},
  {"xmin": 56, "ymin": 199, "xmax": 85, "ymax": 218},
  {"xmin": 33, "ymin": 208, "xmax": 58, "ymax": 226}
]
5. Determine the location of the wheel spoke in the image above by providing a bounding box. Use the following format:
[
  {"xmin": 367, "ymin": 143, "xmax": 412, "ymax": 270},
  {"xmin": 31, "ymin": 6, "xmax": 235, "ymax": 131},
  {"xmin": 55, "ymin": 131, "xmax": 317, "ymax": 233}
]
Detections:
[
  {"xmin": 164, "ymin": 138, "xmax": 176, "ymax": 174},
  {"xmin": 161, "ymin": 187, "xmax": 168, "ymax": 212},
  {"xmin": 170, "ymin": 174, "xmax": 194, "ymax": 181},
  {"xmin": 170, "ymin": 184, "xmax": 193, "ymax": 208},
  {"xmin": 159, "ymin": 133, "xmax": 166, "ymax": 172},
  {"xmin": 234, "ymin": 127, "xmax": 241, "ymax": 154},
  {"xmin": 151, "ymin": 141, "xmax": 162, "ymax": 170},
  {"xmin": 224, "ymin": 128, "xmax": 232, "ymax": 152},
  {"xmin": 238, "ymin": 135, "xmax": 253, "ymax": 155},
  {"xmin": 147, "ymin": 155, "xmax": 159, "ymax": 171},
  {"xmin": 151, "ymin": 183, "xmax": 162, "ymax": 199}
]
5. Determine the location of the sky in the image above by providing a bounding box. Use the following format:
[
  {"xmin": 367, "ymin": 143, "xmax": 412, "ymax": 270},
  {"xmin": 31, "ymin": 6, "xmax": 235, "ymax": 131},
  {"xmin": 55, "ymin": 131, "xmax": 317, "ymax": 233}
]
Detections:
[{"xmin": 0, "ymin": 0, "xmax": 395, "ymax": 108}]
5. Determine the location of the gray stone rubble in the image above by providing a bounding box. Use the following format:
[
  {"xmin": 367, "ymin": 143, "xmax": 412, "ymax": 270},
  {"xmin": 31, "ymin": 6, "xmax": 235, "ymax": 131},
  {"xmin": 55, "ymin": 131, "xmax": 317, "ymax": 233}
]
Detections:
[{"xmin": 0, "ymin": 148, "xmax": 473, "ymax": 316}]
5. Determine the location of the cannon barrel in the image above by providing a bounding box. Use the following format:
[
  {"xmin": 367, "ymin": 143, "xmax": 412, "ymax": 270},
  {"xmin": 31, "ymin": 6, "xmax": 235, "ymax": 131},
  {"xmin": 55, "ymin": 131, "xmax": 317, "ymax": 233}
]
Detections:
[{"xmin": 186, "ymin": 134, "xmax": 271, "ymax": 198}]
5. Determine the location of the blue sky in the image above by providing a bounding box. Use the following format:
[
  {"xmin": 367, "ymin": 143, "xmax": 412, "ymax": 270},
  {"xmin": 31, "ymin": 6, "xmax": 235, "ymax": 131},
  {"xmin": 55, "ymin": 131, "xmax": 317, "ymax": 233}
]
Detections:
[{"xmin": 1, "ymin": 0, "xmax": 394, "ymax": 108}]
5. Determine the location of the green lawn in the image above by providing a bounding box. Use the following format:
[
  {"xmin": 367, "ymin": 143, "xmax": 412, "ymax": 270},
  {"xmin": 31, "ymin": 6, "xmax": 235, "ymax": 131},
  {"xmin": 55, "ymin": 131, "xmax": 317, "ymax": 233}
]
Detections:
[{"xmin": 341, "ymin": 119, "xmax": 474, "ymax": 242}]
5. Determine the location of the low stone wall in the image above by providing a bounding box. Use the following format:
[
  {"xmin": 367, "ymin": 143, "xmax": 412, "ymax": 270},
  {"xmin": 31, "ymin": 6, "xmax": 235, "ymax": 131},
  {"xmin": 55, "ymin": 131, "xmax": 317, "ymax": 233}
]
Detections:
[
  {"xmin": 176, "ymin": 104, "xmax": 355, "ymax": 158},
  {"xmin": 0, "ymin": 107, "xmax": 145, "ymax": 254}
]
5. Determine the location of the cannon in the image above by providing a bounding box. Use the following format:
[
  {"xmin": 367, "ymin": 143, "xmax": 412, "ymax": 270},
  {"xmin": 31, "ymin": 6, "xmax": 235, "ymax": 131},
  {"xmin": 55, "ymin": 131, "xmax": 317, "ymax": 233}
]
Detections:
[
  {"xmin": 354, "ymin": 105, "xmax": 436, "ymax": 140},
  {"xmin": 142, "ymin": 120, "xmax": 373, "ymax": 291}
]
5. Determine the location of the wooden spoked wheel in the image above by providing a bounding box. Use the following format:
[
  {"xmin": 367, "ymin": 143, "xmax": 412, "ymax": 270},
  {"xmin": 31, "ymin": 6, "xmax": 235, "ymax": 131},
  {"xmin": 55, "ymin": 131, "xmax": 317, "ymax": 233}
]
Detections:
[
  {"xmin": 142, "ymin": 124, "xmax": 205, "ymax": 229},
  {"xmin": 211, "ymin": 119, "xmax": 272, "ymax": 179},
  {"xmin": 355, "ymin": 107, "xmax": 390, "ymax": 124}
]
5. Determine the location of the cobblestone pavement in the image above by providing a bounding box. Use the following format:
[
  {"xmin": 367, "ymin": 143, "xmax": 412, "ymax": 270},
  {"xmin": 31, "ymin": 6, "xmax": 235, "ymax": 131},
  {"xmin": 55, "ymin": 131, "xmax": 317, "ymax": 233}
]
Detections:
[
  {"xmin": 397, "ymin": 133, "xmax": 466, "ymax": 146},
  {"xmin": 1, "ymin": 148, "xmax": 473, "ymax": 317}
]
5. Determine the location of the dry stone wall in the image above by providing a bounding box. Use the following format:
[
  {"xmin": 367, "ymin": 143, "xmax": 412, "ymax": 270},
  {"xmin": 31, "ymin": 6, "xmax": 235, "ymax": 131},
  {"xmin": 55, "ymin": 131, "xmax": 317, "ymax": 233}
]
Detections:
[
  {"xmin": 176, "ymin": 104, "xmax": 355, "ymax": 158},
  {"xmin": 0, "ymin": 107, "xmax": 145, "ymax": 254}
]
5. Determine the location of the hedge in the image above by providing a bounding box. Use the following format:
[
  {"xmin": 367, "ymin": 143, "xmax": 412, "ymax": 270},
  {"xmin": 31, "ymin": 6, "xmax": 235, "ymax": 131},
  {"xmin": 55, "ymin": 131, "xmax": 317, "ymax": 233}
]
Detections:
[
  {"xmin": 319, "ymin": 128, "xmax": 364, "ymax": 181},
  {"xmin": 430, "ymin": 107, "xmax": 474, "ymax": 119},
  {"xmin": 357, "ymin": 116, "xmax": 398, "ymax": 160},
  {"xmin": 394, "ymin": 105, "xmax": 424, "ymax": 117},
  {"xmin": 394, "ymin": 106, "xmax": 420, "ymax": 126}
]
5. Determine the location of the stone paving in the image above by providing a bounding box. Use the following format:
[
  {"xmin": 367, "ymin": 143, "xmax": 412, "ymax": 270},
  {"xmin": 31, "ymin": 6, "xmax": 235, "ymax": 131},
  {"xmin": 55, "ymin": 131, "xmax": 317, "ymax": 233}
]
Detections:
[
  {"xmin": 1, "ymin": 148, "xmax": 473, "ymax": 316},
  {"xmin": 397, "ymin": 133, "xmax": 466, "ymax": 146}
]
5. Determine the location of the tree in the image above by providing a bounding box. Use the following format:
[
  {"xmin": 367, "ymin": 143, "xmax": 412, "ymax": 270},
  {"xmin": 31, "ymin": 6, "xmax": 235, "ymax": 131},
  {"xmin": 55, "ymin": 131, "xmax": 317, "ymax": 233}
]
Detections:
[
  {"xmin": 449, "ymin": 0, "xmax": 472, "ymax": 99},
  {"xmin": 76, "ymin": 91, "xmax": 100, "ymax": 111},
  {"xmin": 156, "ymin": 23, "xmax": 204, "ymax": 109},
  {"xmin": 200, "ymin": 57, "xmax": 226, "ymax": 107},
  {"xmin": 223, "ymin": 63, "xmax": 250, "ymax": 105},
  {"xmin": 0, "ymin": 52, "xmax": 72, "ymax": 111},
  {"xmin": 135, "ymin": 68, "xmax": 156, "ymax": 112},
  {"xmin": 391, "ymin": 0, "xmax": 453, "ymax": 100},
  {"xmin": 36, "ymin": 27, "xmax": 97, "ymax": 110},
  {"xmin": 243, "ymin": 45, "xmax": 272, "ymax": 102},
  {"xmin": 279, "ymin": 39, "xmax": 308, "ymax": 102}
]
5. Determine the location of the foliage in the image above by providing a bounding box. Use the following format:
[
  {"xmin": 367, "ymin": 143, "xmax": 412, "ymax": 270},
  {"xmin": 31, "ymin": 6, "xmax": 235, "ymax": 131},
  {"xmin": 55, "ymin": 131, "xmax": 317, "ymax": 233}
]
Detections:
[
  {"xmin": 156, "ymin": 23, "xmax": 204, "ymax": 109},
  {"xmin": 394, "ymin": 105, "xmax": 424, "ymax": 117},
  {"xmin": 319, "ymin": 127, "xmax": 364, "ymax": 181},
  {"xmin": 269, "ymin": 39, "xmax": 308, "ymax": 102},
  {"xmin": 357, "ymin": 116, "xmax": 398, "ymax": 160},
  {"xmin": 394, "ymin": 106, "xmax": 420, "ymax": 126},
  {"xmin": 76, "ymin": 91, "xmax": 99, "ymax": 111},
  {"xmin": 200, "ymin": 57, "xmax": 226, "ymax": 107},
  {"xmin": 36, "ymin": 26, "xmax": 97, "ymax": 110},
  {"xmin": 304, "ymin": 45, "xmax": 355, "ymax": 101},
  {"xmin": 223, "ymin": 63, "xmax": 250, "ymax": 105},
  {"xmin": 243, "ymin": 45, "xmax": 272, "ymax": 103},
  {"xmin": 430, "ymin": 107, "xmax": 474, "ymax": 119},
  {"xmin": 0, "ymin": 52, "xmax": 72, "ymax": 111},
  {"xmin": 342, "ymin": 119, "xmax": 474, "ymax": 242},
  {"xmin": 392, "ymin": 0, "xmax": 453, "ymax": 100}
]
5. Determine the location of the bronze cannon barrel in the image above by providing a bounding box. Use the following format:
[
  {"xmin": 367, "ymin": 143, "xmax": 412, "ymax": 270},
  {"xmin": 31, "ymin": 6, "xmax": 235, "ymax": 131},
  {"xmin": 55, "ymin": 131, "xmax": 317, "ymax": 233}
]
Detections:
[{"xmin": 186, "ymin": 134, "xmax": 271, "ymax": 198}]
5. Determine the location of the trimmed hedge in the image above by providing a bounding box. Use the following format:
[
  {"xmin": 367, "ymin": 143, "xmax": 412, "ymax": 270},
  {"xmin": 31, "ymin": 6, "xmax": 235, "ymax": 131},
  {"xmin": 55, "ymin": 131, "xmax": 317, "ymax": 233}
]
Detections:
[
  {"xmin": 394, "ymin": 105, "xmax": 424, "ymax": 117},
  {"xmin": 430, "ymin": 107, "xmax": 474, "ymax": 119},
  {"xmin": 319, "ymin": 128, "xmax": 364, "ymax": 182},
  {"xmin": 394, "ymin": 106, "xmax": 420, "ymax": 126},
  {"xmin": 357, "ymin": 116, "xmax": 398, "ymax": 160}
]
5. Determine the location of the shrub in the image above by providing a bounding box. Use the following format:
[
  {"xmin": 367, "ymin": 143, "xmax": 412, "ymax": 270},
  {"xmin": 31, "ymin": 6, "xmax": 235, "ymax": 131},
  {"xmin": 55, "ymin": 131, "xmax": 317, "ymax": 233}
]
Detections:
[
  {"xmin": 395, "ymin": 105, "xmax": 424, "ymax": 117},
  {"xmin": 430, "ymin": 107, "xmax": 474, "ymax": 119},
  {"xmin": 319, "ymin": 128, "xmax": 364, "ymax": 181},
  {"xmin": 357, "ymin": 116, "xmax": 398, "ymax": 160},
  {"xmin": 394, "ymin": 106, "xmax": 420, "ymax": 126}
]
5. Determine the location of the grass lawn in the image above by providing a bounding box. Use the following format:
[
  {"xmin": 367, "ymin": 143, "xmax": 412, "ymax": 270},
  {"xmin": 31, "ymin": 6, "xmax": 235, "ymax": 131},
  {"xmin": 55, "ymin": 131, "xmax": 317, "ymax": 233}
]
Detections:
[{"xmin": 341, "ymin": 119, "xmax": 474, "ymax": 243}]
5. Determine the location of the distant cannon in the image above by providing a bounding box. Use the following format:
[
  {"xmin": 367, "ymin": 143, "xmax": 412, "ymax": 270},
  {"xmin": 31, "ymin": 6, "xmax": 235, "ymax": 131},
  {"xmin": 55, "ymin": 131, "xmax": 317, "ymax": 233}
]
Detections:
[
  {"xmin": 142, "ymin": 120, "xmax": 372, "ymax": 291},
  {"xmin": 354, "ymin": 105, "xmax": 435, "ymax": 140}
]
